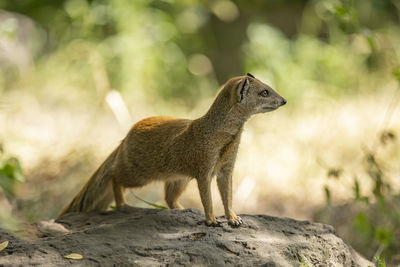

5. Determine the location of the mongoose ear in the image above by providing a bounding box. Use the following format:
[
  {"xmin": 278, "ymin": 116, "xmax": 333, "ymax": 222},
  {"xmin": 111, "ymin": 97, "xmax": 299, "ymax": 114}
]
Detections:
[
  {"xmin": 238, "ymin": 77, "xmax": 250, "ymax": 102},
  {"xmin": 246, "ymin": 73, "xmax": 255, "ymax": 78}
]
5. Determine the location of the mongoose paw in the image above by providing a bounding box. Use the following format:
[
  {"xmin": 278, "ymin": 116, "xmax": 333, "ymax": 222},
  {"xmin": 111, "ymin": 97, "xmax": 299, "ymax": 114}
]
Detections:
[
  {"xmin": 170, "ymin": 202, "xmax": 185, "ymax": 209},
  {"xmin": 228, "ymin": 216, "xmax": 243, "ymax": 227},
  {"xmin": 205, "ymin": 219, "xmax": 222, "ymax": 227},
  {"xmin": 117, "ymin": 204, "xmax": 134, "ymax": 212}
]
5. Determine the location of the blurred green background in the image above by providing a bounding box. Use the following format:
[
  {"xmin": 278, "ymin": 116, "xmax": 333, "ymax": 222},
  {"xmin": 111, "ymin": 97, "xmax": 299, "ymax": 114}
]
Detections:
[{"xmin": 0, "ymin": 0, "xmax": 399, "ymax": 265}]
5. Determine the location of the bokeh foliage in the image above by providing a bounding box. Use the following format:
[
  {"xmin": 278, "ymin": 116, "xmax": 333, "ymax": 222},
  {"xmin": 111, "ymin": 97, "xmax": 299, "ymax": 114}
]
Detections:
[{"xmin": 1, "ymin": 0, "xmax": 398, "ymax": 104}]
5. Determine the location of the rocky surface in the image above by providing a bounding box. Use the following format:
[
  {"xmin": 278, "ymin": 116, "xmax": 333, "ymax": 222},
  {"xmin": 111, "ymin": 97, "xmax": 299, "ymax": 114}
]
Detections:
[{"xmin": 0, "ymin": 207, "xmax": 372, "ymax": 266}]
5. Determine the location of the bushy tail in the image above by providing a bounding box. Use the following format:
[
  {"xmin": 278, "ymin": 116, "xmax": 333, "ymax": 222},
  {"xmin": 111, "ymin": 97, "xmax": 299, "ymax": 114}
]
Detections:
[{"xmin": 58, "ymin": 148, "xmax": 119, "ymax": 217}]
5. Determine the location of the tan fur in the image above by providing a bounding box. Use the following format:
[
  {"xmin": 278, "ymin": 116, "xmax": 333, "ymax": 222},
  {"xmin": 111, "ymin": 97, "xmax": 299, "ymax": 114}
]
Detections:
[{"xmin": 59, "ymin": 74, "xmax": 286, "ymax": 226}]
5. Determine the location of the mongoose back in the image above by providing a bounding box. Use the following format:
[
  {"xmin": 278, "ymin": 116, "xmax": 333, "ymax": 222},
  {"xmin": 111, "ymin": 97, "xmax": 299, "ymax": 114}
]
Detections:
[{"xmin": 59, "ymin": 73, "xmax": 286, "ymax": 226}]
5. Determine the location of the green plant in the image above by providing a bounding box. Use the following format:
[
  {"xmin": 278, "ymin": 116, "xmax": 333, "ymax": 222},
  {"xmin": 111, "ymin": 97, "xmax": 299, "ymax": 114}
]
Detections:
[
  {"xmin": 373, "ymin": 256, "xmax": 386, "ymax": 267},
  {"xmin": 319, "ymin": 130, "xmax": 399, "ymax": 265},
  {"xmin": 0, "ymin": 144, "xmax": 25, "ymax": 197}
]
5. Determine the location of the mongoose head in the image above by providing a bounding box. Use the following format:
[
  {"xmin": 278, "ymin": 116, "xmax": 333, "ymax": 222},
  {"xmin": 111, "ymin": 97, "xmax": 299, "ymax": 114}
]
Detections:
[{"xmin": 231, "ymin": 73, "xmax": 286, "ymax": 115}]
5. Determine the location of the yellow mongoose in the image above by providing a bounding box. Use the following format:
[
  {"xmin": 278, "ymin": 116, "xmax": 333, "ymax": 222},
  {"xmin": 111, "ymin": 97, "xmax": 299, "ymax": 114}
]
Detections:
[{"xmin": 59, "ymin": 73, "xmax": 286, "ymax": 227}]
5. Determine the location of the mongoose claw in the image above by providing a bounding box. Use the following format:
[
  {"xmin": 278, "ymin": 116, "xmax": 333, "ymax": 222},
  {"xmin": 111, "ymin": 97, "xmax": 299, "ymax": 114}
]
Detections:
[
  {"xmin": 205, "ymin": 219, "xmax": 223, "ymax": 227},
  {"xmin": 228, "ymin": 216, "xmax": 243, "ymax": 227}
]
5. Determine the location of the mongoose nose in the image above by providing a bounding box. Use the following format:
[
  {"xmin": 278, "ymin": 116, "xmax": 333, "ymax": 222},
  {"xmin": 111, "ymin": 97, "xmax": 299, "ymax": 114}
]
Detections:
[{"xmin": 281, "ymin": 98, "xmax": 287, "ymax": 106}]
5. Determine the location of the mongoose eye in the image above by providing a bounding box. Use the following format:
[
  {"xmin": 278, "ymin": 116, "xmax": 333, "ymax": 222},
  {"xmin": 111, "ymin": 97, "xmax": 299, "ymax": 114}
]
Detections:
[{"xmin": 259, "ymin": 90, "xmax": 270, "ymax": 97}]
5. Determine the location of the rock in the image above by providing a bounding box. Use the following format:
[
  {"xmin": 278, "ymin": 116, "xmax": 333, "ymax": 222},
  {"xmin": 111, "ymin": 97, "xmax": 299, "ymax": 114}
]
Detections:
[{"xmin": 0, "ymin": 207, "xmax": 373, "ymax": 266}]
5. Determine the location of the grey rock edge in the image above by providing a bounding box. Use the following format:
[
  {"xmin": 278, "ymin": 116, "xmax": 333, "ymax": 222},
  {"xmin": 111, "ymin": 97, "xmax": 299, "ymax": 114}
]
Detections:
[{"xmin": 0, "ymin": 207, "xmax": 373, "ymax": 266}]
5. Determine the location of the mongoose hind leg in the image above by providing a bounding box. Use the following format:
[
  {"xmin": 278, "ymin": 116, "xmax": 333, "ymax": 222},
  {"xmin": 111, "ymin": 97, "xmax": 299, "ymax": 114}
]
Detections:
[
  {"xmin": 112, "ymin": 179, "xmax": 128, "ymax": 209},
  {"xmin": 164, "ymin": 178, "xmax": 190, "ymax": 209}
]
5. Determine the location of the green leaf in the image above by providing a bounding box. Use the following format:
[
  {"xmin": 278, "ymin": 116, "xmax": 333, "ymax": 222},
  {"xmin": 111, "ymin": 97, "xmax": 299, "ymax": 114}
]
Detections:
[
  {"xmin": 327, "ymin": 168, "xmax": 343, "ymax": 179},
  {"xmin": 9, "ymin": 157, "xmax": 25, "ymax": 183},
  {"xmin": 324, "ymin": 185, "xmax": 331, "ymax": 206},
  {"xmin": 375, "ymin": 227, "xmax": 392, "ymax": 247},
  {"xmin": 0, "ymin": 156, "xmax": 25, "ymax": 196},
  {"xmin": 353, "ymin": 212, "xmax": 373, "ymax": 238},
  {"xmin": 393, "ymin": 67, "xmax": 400, "ymax": 82},
  {"xmin": 0, "ymin": 174, "xmax": 16, "ymax": 196},
  {"xmin": 354, "ymin": 178, "xmax": 360, "ymax": 200},
  {"xmin": 133, "ymin": 194, "xmax": 168, "ymax": 210},
  {"xmin": 335, "ymin": 6, "xmax": 348, "ymax": 17},
  {"xmin": 0, "ymin": 162, "xmax": 14, "ymax": 178}
]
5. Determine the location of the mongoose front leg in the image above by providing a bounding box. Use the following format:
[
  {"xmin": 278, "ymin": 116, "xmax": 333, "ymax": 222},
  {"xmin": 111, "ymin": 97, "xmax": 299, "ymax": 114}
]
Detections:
[
  {"xmin": 164, "ymin": 178, "xmax": 190, "ymax": 209},
  {"xmin": 197, "ymin": 176, "xmax": 221, "ymax": 227},
  {"xmin": 217, "ymin": 166, "xmax": 243, "ymax": 227}
]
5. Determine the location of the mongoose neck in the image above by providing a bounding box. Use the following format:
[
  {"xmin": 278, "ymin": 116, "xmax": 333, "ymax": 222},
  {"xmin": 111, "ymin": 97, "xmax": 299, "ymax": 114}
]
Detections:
[{"xmin": 196, "ymin": 88, "xmax": 249, "ymax": 135}]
